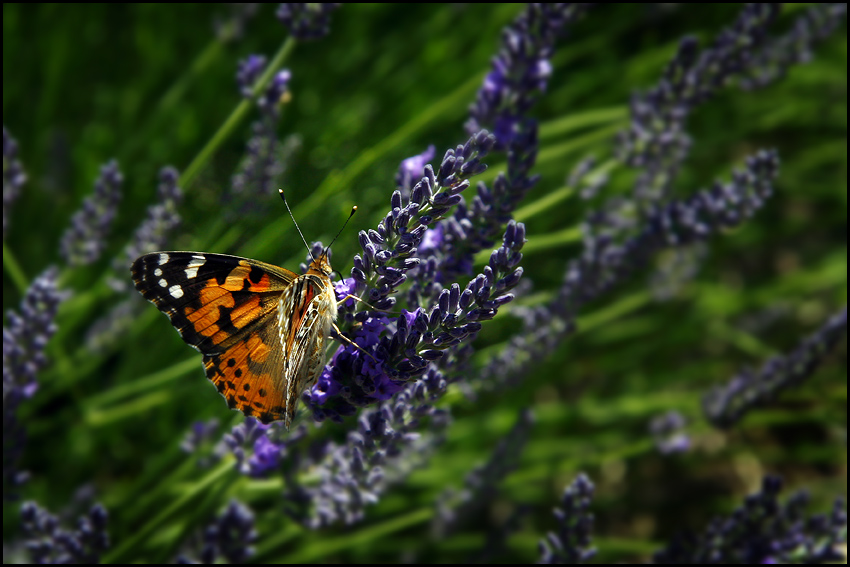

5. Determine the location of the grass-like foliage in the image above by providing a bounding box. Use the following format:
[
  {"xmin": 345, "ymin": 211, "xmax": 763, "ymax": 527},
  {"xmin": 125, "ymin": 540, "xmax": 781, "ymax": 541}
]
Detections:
[{"xmin": 3, "ymin": 3, "xmax": 846, "ymax": 563}]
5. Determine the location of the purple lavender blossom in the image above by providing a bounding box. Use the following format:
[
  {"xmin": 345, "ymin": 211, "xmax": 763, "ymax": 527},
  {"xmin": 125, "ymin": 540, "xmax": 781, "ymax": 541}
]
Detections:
[
  {"xmin": 286, "ymin": 367, "xmax": 450, "ymax": 528},
  {"xmin": 649, "ymin": 410, "xmax": 690, "ymax": 455},
  {"xmin": 223, "ymin": 417, "xmax": 306, "ymax": 478},
  {"xmin": 479, "ymin": 150, "xmax": 780, "ymax": 391},
  {"xmin": 20, "ymin": 501, "xmax": 109, "ymax": 564},
  {"xmin": 176, "ymin": 500, "xmax": 257, "ymax": 564},
  {"xmin": 3, "ymin": 267, "xmax": 65, "ymax": 498},
  {"xmin": 654, "ymin": 475, "xmax": 847, "ymax": 563},
  {"xmin": 3, "ymin": 126, "xmax": 27, "ymax": 239},
  {"xmin": 59, "ymin": 159, "xmax": 124, "ymax": 267},
  {"xmin": 396, "ymin": 144, "xmax": 435, "ymax": 196},
  {"xmin": 276, "ymin": 3, "xmax": 341, "ymax": 40},
  {"xmin": 433, "ymin": 3, "xmax": 586, "ymax": 284},
  {"xmin": 115, "ymin": 166, "xmax": 182, "ymax": 287},
  {"xmin": 704, "ymin": 306, "xmax": 847, "ymax": 429},
  {"xmin": 740, "ymin": 3, "xmax": 848, "ymax": 90},
  {"xmin": 466, "ymin": 4, "xmax": 589, "ymax": 149},
  {"xmin": 256, "ymin": 69, "xmax": 292, "ymax": 117},
  {"xmin": 235, "ymin": 54, "xmax": 267, "ymax": 98},
  {"xmin": 433, "ymin": 409, "xmax": 534, "ymax": 537},
  {"xmin": 231, "ymin": 121, "xmax": 300, "ymax": 205},
  {"xmin": 616, "ymin": 4, "xmax": 779, "ymax": 204},
  {"xmin": 538, "ymin": 473, "xmax": 596, "ymax": 564}
]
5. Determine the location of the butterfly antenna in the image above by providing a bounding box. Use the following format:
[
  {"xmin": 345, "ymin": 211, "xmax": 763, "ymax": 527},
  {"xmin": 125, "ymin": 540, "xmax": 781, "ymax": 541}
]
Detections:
[
  {"xmin": 279, "ymin": 188, "xmax": 315, "ymax": 262},
  {"xmin": 323, "ymin": 205, "xmax": 357, "ymax": 260}
]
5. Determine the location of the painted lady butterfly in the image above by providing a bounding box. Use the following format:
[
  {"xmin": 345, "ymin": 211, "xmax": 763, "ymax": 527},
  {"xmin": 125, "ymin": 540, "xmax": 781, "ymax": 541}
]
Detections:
[{"xmin": 131, "ymin": 249, "xmax": 338, "ymax": 429}]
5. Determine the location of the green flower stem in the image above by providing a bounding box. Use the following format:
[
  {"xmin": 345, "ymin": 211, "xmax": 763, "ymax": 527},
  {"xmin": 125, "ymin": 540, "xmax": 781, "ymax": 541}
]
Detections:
[
  {"xmin": 2, "ymin": 241, "xmax": 28, "ymax": 293},
  {"xmin": 104, "ymin": 458, "xmax": 236, "ymax": 563},
  {"xmin": 180, "ymin": 37, "xmax": 296, "ymax": 190}
]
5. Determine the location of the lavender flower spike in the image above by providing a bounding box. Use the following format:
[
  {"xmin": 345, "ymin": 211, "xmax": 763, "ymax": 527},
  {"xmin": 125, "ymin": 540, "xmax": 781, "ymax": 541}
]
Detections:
[
  {"xmin": 655, "ymin": 475, "xmax": 847, "ymax": 563},
  {"xmin": 538, "ymin": 473, "xmax": 596, "ymax": 564},
  {"xmin": 60, "ymin": 159, "xmax": 124, "ymax": 267},
  {"xmin": 3, "ymin": 127, "xmax": 27, "ymax": 239},
  {"xmin": 704, "ymin": 306, "xmax": 847, "ymax": 429},
  {"xmin": 21, "ymin": 501, "xmax": 109, "ymax": 564},
  {"xmin": 277, "ymin": 3, "xmax": 341, "ymax": 40},
  {"xmin": 4, "ymin": 267, "xmax": 65, "ymax": 498}
]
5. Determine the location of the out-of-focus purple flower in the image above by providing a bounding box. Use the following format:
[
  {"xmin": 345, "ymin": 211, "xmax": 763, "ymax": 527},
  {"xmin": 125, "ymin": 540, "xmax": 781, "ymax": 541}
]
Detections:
[
  {"xmin": 276, "ymin": 3, "xmax": 341, "ymax": 40},
  {"xmin": 704, "ymin": 307, "xmax": 847, "ymax": 429},
  {"xmin": 616, "ymin": 4, "xmax": 779, "ymax": 204},
  {"xmin": 538, "ymin": 473, "xmax": 596, "ymax": 564},
  {"xmin": 256, "ymin": 69, "xmax": 292, "ymax": 117},
  {"xmin": 479, "ymin": 150, "xmax": 780, "ymax": 391},
  {"xmin": 654, "ymin": 475, "xmax": 847, "ymax": 563},
  {"xmin": 231, "ymin": 122, "xmax": 300, "ymax": 207},
  {"xmin": 287, "ymin": 369, "xmax": 450, "ymax": 528},
  {"xmin": 180, "ymin": 418, "xmax": 222, "ymax": 468},
  {"xmin": 60, "ymin": 160, "xmax": 124, "ymax": 267},
  {"xmin": 3, "ymin": 267, "xmax": 64, "ymax": 401},
  {"xmin": 649, "ymin": 410, "xmax": 690, "ymax": 454},
  {"xmin": 113, "ymin": 166, "xmax": 182, "ymax": 291},
  {"xmin": 396, "ymin": 145, "xmax": 435, "ymax": 195},
  {"xmin": 176, "ymin": 499, "xmax": 257, "ymax": 564},
  {"xmin": 236, "ymin": 54, "xmax": 267, "ymax": 98},
  {"xmin": 3, "ymin": 127, "xmax": 27, "ymax": 239},
  {"xmin": 433, "ymin": 409, "xmax": 534, "ymax": 537},
  {"xmin": 740, "ymin": 3, "xmax": 848, "ymax": 90},
  {"xmin": 223, "ymin": 418, "xmax": 305, "ymax": 478},
  {"xmin": 20, "ymin": 501, "xmax": 109, "ymax": 564},
  {"xmin": 3, "ymin": 267, "xmax": 65, "ymax": 498},
  {"xmin": 466, "ymin": 4, "xmax": 588, "ymax": 149}
]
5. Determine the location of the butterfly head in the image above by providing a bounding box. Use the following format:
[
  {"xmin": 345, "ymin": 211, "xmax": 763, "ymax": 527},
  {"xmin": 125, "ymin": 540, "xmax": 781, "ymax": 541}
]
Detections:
[{"xmin": 307, "ymin": 252, "xmax": 333, "ymax": 278}]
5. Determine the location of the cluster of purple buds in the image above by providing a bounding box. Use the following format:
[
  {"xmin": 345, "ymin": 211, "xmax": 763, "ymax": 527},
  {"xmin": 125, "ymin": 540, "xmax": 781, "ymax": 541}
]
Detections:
[
  {"xmin": 235, "ymin": 54, "xmax": 267, "ymax": 98},
  {"xmin": 276, "ymin": 3, "xmax": 341, "ymax": 41},
  {"xmin": 345, "ymin": 130, "xmax": 496, "ymax": 312},
  {"xmin": 59, "ymin": 160, "xmax": 123, "ymax": 267},
  {"xmin": 302, "ymin": 130, "xmax": 534, "ymax": 423},
  {"xmin": 20, "ymin": 501, "xmax": 109, "ymax": 564}
]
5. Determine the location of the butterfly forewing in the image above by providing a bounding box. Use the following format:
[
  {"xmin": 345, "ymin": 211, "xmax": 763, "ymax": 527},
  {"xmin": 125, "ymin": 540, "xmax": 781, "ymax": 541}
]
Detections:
[{"xmin": 131, "ymin": 251, "xmax": 338, "ymax": 427}]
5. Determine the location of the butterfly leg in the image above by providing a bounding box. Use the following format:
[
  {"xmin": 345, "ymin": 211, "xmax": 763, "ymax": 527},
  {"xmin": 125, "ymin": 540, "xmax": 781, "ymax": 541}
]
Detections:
[
  {"xmin": 331, "ymin": 323, "xmax": 379, "ymax": 361},
  {"xmin": 337, "ymin": 293, "xmax": 395, "ymax": 314}
]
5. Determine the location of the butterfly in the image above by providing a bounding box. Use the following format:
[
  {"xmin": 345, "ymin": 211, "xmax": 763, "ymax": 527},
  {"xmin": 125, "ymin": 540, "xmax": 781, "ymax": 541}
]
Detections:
[{"xmin": 131, "ymin": 249, "xmax": 339, "ymax": 429}]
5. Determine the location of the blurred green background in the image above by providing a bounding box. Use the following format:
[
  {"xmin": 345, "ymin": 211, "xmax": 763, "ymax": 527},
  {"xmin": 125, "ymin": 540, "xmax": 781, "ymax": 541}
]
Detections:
[{"xmin": 3, "ymin": 3, "xmax": 846, "ymax": 563}]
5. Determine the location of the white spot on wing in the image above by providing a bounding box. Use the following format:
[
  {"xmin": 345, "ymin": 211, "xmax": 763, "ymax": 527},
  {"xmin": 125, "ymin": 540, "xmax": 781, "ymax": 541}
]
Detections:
[
  {"xmin": 159, "ymin": 279, "xmax": 168, "ymax": 288},
  {"xmin": 158, "ymin": 253, "xmax": 170, "ymax": 265},
  {"xmin": 154, "ymin": 268, "xmax": 163, "ymax": 277},
  {"xmin": 185, "ymin": 256, "xmax": 206, "ymax": 279},
  {"xmin": 169, "ymin": 285, "xmax": 184, "ymax": 299}
]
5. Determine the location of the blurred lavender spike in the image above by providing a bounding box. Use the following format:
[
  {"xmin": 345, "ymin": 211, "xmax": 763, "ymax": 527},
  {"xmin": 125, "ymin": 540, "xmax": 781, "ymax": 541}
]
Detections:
[
  {"xmin": 277, "ymin": 3, "xmax": 341, "ymax": 40},
  {"xmin": 60, "ymin": 159, "xmax": 124, "ymax": 267},
  {"xmin": 654, "ymin": 475, "xmax": 847, "ymax": 563},
  {"xmin": 479, "ymin": 150, "xmax": 779, "ymax": 392},
  {"xmin": 617, "ymin": 3, "xmax": 779, "ymax": 204},
  {"xmin": 538, "ymin": 473, "xmax": 596, "ymax": 564},
  {"xmin": 3, "ymin": 127, "xmax": 27, "ymax": 239},
  {"xmin": 4, "ymin": 267, "xmax": 66, "ymax": 498},
  {"xmin": 20, "ymin": 501, "xmax": 109, "ymax": 564},
  {"xmin": 176, "ymin": 499, "xmax": 257, "ymax": 564},
  {"xmin": 740, "ymin": 3, "xmax": 848, "ymax": 90},
  {"xmin": 118, "ymin": 166, "xmax": 182, "ymax": 277},
  {"xmin": 235, "ymin": 54, "xmax": 267, "ymax": 98},
  {"xmin": 434, "ymin": 409, "xmax": 534, "ymax": 537},
  {"xmin": 704, "ymin": 306, "xmax": 848, "ymax": 429},
  {"xmin": 465, "ymin": 3, "xmax": 590, "ymax": 148},
  {"xmin": 649, "ymin": 410, "xmax": 690, "ymax": 454}
]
